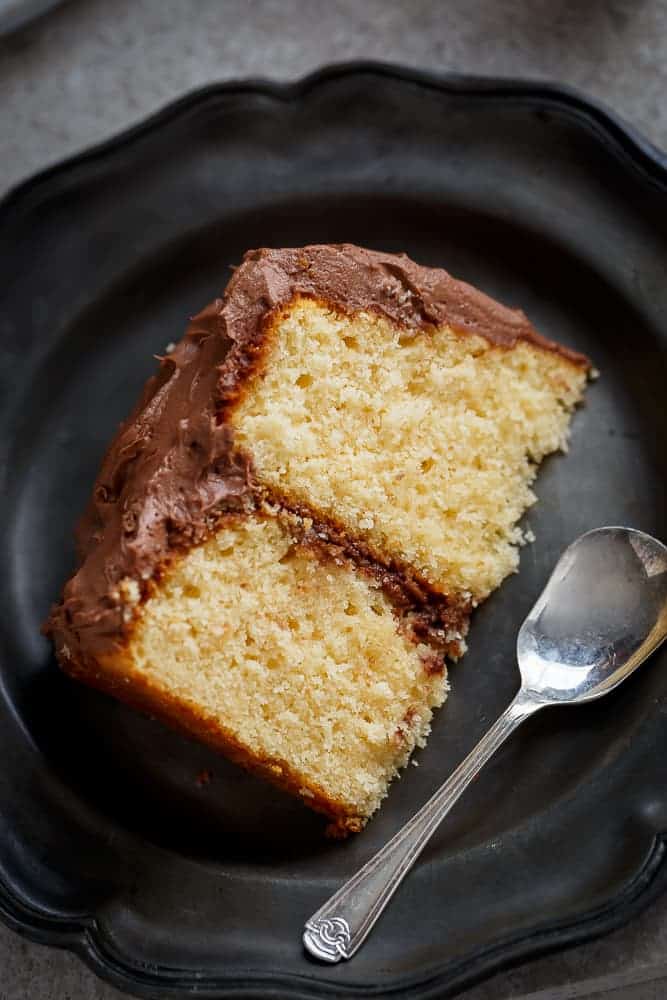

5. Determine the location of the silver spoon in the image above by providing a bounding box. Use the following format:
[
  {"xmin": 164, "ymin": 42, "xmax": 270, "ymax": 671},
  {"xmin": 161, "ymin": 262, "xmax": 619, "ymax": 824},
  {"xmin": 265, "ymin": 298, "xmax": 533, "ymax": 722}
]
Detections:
[{"xmin": 303, "ymin": 526, "xmax": 667, "ymax": 963}]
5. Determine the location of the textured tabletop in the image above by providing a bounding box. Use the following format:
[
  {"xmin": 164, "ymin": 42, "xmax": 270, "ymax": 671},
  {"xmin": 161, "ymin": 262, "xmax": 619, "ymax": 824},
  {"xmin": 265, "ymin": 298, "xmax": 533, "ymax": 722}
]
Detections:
[{"xmin": 1, "ymin": 1, "xmax": 666, "ymax": 998}]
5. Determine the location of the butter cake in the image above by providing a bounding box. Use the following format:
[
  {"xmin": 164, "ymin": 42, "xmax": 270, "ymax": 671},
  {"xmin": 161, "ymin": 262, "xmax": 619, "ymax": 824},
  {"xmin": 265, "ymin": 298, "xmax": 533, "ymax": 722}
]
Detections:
[{"xmin": 45, "ymin": 244, "xmax": 590, "ymax": 835}]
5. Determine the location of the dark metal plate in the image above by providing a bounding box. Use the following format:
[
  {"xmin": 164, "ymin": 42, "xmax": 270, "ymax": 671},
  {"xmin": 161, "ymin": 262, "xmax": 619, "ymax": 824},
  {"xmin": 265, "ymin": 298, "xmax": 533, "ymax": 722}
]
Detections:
[{"xmin": 0, "ymin": 64, "xmax": 665, "ymax": 999}]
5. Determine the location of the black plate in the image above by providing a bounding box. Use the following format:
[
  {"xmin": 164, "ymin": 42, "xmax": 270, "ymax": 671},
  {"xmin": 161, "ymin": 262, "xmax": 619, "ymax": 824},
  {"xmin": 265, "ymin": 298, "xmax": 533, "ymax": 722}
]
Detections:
[{"xmin": 0, "ymin": 63, "xmax": 666, "ymax": 1000}]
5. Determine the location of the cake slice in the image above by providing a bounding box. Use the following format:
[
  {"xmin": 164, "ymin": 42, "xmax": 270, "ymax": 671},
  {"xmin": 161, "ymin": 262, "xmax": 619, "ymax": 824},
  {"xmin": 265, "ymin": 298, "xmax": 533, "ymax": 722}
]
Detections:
[{"xmin": 45, "ymin": 245, "xmax": 590, "ymax": 835}]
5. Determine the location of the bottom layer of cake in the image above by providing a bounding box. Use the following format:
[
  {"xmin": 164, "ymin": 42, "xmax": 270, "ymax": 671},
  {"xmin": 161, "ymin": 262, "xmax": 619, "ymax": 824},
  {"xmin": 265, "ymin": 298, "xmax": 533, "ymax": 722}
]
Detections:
[{"xmin": 67, "ymin": 511, "xmax": 467, "ymax": 834}]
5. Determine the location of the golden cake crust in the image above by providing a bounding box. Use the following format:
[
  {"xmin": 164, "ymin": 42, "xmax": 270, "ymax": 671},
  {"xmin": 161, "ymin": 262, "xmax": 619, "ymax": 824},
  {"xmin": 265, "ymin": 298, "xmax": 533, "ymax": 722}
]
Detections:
[{"xmin": 63, "ymin": 639, "xmax": 366, "ymax": 836}]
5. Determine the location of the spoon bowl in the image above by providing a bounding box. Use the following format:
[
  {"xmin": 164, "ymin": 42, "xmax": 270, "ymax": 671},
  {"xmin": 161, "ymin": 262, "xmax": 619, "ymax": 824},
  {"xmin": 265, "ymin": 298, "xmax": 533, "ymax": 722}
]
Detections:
[{"xmin": 518, "ymin": 527, "xmax": 667, "ymax": 705}]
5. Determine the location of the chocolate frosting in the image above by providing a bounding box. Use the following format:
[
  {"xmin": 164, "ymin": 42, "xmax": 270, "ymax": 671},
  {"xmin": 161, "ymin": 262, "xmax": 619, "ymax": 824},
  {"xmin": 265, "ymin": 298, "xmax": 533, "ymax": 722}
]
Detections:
[{"xmin": 45, "ymin": 244, "xmax": 589, "ymax": 658}]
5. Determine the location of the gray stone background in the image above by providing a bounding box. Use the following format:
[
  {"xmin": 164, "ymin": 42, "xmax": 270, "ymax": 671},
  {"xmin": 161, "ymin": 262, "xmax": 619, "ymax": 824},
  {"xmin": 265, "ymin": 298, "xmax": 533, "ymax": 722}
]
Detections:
[{"xmin": 1, "ymin": 1, "xmax": 666, "ymax": 997}]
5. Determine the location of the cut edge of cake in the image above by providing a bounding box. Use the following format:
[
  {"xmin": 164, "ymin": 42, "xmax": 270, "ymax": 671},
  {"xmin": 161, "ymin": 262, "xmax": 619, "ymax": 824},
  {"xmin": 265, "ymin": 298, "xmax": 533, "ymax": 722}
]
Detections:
[{"xmin": 44, "ymin": 244, "xmax": 591, "ymax": 835}]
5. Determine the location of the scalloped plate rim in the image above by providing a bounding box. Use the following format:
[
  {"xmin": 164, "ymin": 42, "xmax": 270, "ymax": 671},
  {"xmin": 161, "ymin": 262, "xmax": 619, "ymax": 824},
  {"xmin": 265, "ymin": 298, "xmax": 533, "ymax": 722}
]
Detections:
[{"xmin": 1, "ymin": 60, "xmax": 666, "ymax": 1000}]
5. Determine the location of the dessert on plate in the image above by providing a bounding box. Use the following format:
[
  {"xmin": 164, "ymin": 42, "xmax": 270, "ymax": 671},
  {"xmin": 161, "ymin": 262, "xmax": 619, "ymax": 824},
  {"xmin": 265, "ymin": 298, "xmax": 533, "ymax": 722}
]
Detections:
[{"xmin": 45, "ymin": 244, "xmax": 590, "ymax": 835}]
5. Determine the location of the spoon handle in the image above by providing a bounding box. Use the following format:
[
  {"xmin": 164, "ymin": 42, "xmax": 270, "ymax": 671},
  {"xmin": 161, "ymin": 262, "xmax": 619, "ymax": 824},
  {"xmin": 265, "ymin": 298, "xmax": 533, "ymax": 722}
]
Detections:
[{"xmin": 303, "ymin": 688, "xmax": 543, "ymax": 963}]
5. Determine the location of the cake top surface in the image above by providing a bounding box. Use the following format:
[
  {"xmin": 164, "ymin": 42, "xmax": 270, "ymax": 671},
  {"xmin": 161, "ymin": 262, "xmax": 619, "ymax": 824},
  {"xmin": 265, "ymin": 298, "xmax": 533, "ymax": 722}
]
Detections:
[
  {"xmin": 46, "ymin": 244, "xmax": 589, "ymax": 657},
  {"xmin": 208, "ymin": 243, "xmax": 589, "ymax": 361}
]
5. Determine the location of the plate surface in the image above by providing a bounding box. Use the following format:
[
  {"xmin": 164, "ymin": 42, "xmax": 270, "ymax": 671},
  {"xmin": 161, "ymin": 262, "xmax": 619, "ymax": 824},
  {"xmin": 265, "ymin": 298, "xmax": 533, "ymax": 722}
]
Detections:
[{"xmin": 0, "ymin": 64, "xmax": 666, "ymax": 1000}]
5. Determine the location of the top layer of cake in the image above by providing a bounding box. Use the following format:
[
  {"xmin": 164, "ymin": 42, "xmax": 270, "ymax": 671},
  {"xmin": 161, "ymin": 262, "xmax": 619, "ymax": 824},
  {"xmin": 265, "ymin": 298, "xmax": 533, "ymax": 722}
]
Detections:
[{"xmin": 52, "ymin": 245, "xmax": 589, "ymax": 662}]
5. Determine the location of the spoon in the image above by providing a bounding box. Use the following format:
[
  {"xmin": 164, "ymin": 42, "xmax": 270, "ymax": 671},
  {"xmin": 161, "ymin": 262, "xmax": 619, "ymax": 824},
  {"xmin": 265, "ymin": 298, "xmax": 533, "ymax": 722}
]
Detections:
[{"xmin": 303, "ymin": 526, "xmax": 667, "ymax": 963}]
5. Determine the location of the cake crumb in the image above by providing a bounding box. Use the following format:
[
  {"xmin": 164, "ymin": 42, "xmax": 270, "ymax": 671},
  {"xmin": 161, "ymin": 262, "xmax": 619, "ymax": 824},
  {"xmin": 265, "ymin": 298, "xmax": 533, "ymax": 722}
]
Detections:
[
  {"xmin": 196, "ymin": 769, "xmax": 213, "ymax": 787},
  {"xmin": 119, "ymin": 578, "xmax": 141, "ymax": 605}
]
